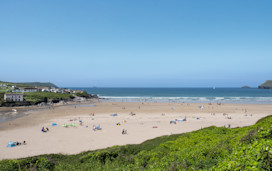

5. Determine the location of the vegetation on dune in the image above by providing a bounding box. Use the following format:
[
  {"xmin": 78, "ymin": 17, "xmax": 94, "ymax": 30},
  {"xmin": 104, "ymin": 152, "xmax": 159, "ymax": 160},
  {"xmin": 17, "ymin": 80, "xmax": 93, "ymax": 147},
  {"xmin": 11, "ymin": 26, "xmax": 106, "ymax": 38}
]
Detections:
[
  {"xmin": 75, "ymin": 91, "xmax": 97, "ymax": 98},
  {"xmin": 75, "ymin": 91, "xmax": 89, "ymax": 97},
  {"xmin": 1, "ymin": 116, "xmax": 272, "ymax": 170}
]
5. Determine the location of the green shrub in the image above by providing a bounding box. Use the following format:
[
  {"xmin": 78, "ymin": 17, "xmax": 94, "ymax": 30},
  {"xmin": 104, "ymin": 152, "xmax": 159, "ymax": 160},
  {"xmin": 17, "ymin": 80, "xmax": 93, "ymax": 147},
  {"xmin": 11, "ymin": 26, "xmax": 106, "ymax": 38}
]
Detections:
[
  {"xmin": 75, "ymin": 91, "xmax": 89, "ymax": 97},
  {"xmin": 24, "ymin": 92, "xmax": 74, "ymax": 104}
]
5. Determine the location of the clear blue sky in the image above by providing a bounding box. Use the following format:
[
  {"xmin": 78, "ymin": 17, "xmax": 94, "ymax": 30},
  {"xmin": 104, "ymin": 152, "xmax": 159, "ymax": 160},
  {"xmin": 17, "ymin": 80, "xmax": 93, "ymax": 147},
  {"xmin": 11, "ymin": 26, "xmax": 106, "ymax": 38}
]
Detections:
[{"xmin": 0, "ymin": 0, "xmax": 271, "ymax": 87}]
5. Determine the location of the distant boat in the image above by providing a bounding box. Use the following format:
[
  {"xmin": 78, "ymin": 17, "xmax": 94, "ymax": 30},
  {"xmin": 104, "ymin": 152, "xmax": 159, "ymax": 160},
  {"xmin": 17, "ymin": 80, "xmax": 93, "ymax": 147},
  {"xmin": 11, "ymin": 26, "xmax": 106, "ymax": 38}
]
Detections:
[
  {"xmin": 213, "ymin": 86, "xmax": 216, "ymax": 90},
  {"xmin": 12, "ymin": 109, "xmax": 17, "ymax": 112}
]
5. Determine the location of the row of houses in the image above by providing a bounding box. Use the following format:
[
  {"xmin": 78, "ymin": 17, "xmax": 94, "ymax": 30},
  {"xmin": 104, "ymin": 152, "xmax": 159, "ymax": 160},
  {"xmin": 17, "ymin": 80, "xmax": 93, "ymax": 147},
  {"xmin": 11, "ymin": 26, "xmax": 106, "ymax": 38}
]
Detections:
[
  {"xmin": 13, "ymin": 88, "xmax": 38, "ymax": 93},
  {"xmin": 11, "ymin": 87, "xmax": 83, "ymax": 94},
  {"xmin": 0, "ymin": 84, "xmax": 7, "ymax": 87},
  {"xmin": 12, "ymin": 87, "xmax": 62, "ymax": 93}
]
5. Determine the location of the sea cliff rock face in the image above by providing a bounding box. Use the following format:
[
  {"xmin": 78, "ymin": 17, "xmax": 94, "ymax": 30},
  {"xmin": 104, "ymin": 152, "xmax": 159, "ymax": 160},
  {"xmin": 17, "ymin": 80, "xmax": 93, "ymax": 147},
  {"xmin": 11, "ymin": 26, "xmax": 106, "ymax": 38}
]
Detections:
[{"xmin": 258, "ymin": 80, "xmax": 272, "ymax": 89}]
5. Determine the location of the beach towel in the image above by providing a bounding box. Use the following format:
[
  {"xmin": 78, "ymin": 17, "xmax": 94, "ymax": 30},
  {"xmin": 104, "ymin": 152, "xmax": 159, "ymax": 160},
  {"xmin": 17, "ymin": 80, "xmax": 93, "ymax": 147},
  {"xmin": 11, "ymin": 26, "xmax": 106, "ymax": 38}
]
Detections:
[{"xmin": 7, "ymin": 141, "xmax": 16, "ymax": 148}]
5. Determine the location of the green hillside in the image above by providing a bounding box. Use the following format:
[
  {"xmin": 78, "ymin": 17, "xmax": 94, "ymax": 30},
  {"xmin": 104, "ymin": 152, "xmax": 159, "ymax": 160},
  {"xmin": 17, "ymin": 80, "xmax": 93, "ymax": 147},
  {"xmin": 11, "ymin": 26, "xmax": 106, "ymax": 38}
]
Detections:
[
  {"xmin": 17, "ymin": 82, "xmax": 58, "ymax": 88},
  {"xmin": 258, "ymin": 80, "xmax": 272, "ymax": 89},
  {"xmin": 0, "ymin": 81, "xmax": 58, "ymax": 88},
  {"xmin": 1, "ymin": 115, "xmax": 272, "ymax": 170}
]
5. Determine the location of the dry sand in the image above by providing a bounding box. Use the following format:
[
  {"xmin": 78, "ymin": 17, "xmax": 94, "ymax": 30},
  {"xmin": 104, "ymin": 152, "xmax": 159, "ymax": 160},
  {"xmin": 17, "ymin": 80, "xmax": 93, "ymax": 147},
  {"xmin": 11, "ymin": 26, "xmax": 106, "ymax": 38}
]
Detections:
[{"xmin": 0, "ymin": 101, "xmax": 272, "ymax": 160}]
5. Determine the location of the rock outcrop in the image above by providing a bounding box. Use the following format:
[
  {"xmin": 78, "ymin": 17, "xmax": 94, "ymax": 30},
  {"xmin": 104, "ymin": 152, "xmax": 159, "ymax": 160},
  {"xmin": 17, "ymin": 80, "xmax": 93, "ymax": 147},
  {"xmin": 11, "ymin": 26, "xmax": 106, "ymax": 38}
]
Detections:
[{"xmin": 258, "ymin": 80, "xmax": 272, "ymax": 89}]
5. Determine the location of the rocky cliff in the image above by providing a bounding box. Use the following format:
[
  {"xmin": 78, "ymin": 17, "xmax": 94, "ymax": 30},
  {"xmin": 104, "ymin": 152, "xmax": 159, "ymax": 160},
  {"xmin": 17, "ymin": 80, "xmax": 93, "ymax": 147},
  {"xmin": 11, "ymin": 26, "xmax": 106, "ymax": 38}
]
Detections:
[{"xmin": 258, "ymin": 80, "xmax": 272, "ymax": 89}]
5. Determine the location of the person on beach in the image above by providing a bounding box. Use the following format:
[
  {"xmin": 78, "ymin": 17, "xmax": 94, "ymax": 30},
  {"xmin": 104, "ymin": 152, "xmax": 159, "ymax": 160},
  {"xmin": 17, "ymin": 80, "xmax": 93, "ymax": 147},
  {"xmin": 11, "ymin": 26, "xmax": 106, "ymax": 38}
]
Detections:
[
  {"xmin": 41, "ymin": 127, "xmax": 46, "ymax": 132},
  {"xmin": 122, "ymin": 129, "xmax": 127, "ymax": 134}
]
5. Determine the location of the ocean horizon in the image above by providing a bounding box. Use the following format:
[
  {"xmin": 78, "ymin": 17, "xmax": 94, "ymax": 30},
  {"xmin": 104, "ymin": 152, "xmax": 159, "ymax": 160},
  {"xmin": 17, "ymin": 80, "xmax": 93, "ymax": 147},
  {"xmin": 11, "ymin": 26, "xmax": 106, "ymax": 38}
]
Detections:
[{"xmin": 69, "ymin": 87, "xmax": 272, "ymax": 104}]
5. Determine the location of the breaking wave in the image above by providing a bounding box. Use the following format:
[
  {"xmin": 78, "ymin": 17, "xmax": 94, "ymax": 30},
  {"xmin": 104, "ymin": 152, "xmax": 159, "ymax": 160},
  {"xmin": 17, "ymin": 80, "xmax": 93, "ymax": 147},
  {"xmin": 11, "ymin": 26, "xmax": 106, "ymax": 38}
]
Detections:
[{"xmin": 99, "ymin": 96, "xmax": 272, "ymax": 104}]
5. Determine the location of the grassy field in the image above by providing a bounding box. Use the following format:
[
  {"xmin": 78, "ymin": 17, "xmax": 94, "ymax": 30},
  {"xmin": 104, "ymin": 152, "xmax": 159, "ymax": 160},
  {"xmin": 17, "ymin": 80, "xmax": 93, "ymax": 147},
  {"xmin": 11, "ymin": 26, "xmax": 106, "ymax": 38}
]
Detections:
[
  {"xmin": 24, "ymin": 92, "xmax": 74, "ymax": 103},
  {"xmin": 0, "ymin": 87, "xmax": 6, "ymax": 93},
  {"xmin": 1, "ymin": 115, "xmax": 272, "ymax": 170}
]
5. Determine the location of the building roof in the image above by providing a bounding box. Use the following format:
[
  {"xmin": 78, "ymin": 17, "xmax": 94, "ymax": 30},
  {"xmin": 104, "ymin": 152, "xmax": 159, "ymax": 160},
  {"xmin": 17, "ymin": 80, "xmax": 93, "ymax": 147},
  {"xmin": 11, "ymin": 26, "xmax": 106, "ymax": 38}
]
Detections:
[{"xmin": 5, "ymin": 93, "xmax": 24, "ymax": 95}]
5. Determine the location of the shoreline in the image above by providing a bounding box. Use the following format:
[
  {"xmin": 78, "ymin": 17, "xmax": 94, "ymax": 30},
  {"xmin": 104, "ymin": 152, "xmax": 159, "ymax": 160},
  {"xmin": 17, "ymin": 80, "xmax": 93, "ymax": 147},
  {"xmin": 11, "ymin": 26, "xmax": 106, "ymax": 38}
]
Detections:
[
  {"xmin": 0, "ymin": 101, "xmax": 271, "ymax": 160},
  {"xmin": 0, "ymin": 100, "xmax": 97, "ymax": 125}
]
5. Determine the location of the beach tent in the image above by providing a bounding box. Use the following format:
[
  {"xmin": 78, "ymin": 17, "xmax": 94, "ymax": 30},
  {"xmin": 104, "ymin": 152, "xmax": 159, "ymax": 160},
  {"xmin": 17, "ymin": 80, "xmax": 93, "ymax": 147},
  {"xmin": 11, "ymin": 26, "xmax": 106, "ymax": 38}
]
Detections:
[
  {"xmin": 96, "ymin": 125, "xmax": 101, "ymax": 130},
  {"xmin": 70, "ymin": 123, "xmax": 78, "ymax": 127},
  {"xmin": 52, "ymin": 123, "xmax": 57, "ymax": 126},
  {"xmin": 7, "ymin": 141, "xmax": 16, "ymax": 148},
  {"xmin": 62, "ymin": 124, "xmax": 69, "ymax": 128}
]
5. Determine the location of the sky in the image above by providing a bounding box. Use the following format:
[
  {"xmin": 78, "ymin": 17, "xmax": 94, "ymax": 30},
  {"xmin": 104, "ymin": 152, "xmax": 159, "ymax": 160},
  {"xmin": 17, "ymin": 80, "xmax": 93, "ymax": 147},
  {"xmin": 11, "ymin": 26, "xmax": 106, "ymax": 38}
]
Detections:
[{"xmin": 0, "ymin": 0, "xmax": 271, "ymax": 87}]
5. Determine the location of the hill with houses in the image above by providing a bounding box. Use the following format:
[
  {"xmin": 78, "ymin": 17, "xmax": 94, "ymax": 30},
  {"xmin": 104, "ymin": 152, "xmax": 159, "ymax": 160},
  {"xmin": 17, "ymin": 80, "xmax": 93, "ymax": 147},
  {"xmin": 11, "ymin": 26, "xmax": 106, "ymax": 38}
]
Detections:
[{"xmin": 0, "ymin": 81, "xmax": 97, "ymax": 107}]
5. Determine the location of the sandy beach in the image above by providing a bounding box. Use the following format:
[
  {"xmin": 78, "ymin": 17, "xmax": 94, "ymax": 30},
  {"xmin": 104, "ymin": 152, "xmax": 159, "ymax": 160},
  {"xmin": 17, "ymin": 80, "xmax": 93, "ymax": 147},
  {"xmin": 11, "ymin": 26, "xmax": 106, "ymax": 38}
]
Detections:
[{"xmin": 0, "ymin": 101, "xmax": 272, "ymax": 160}]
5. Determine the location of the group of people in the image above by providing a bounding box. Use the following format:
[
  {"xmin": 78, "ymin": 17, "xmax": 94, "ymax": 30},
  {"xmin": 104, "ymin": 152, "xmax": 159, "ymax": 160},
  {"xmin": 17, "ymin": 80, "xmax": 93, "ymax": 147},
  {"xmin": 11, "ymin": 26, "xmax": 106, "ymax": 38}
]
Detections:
[
  {"xmin": 16, "ymin": 141, "xmax": 26, "ymax": 145},
  {"xmin": 130, "ymin": 112, "xmax": 136, "ymax": 116}
]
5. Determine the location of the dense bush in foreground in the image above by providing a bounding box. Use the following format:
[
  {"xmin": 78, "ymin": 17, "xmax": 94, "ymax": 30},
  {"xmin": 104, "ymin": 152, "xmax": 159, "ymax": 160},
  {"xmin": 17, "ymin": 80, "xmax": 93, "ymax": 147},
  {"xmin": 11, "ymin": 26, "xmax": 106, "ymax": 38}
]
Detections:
[{"xmin": 1, "ymin": 116, "xmax": 272, "ymax": 170}]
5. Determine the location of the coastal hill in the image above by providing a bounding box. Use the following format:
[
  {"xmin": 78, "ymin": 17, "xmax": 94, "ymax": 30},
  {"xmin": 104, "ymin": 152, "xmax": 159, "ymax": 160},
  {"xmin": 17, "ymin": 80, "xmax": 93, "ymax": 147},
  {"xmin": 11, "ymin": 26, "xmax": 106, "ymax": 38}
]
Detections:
[
  {"xmin": 258, "ymin": 80, "xmax": 272, "ymax": 89},
  {"xmin": 0, "ymin": 81, "xmax": 58, "ymax": 88},
  {"xmin": 0, "ymin": 81, "xmax": 96, "ymax": 107},
  {"xmin": 19, "ymin": 82, "xmax": 58, "ymax": 88}
]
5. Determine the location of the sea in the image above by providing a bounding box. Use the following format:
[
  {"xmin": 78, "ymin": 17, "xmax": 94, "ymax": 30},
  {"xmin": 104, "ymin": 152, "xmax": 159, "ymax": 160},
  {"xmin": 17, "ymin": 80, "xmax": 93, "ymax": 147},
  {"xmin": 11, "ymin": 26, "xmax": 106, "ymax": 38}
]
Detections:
[{"xmin": 70, "ymin": 88, "xmax": 272, "ymax": 104}]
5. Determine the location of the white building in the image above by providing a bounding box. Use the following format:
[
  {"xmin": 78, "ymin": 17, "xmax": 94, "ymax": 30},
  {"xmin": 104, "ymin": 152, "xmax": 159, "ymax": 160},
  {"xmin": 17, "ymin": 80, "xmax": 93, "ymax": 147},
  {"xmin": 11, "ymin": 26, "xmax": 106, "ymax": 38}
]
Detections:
[
  {"xmin": 4, "ymin": 93, "xmax": 24, "ymax": 102},
  {"xmin": 0, "ymin": 84, "xmax": 7, "ymax": 88},
  {"xmin": 13, "ymin": 88, "xmax": 23, "ymax": 93},
  {"xmin": 24, "ymin": 88, "xmax": 38, "ymax": 92},
  {"xmin": 41, "ymin": 89, "xmax": 50, "ymax": 92}
]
